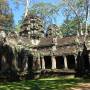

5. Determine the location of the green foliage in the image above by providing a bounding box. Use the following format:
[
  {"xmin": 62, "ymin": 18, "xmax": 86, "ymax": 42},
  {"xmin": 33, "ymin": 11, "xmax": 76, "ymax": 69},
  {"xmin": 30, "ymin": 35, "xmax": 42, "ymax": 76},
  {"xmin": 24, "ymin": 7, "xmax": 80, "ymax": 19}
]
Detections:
[
  {"xmin": 60, "ymin": 17, "xmax": 90, "ymax": 37},
  {"xmin": 61, "ymin": 0, "xmax": 87, "ymax": 19},
  {"xmin": 15, "ymin": 25, "xmax": 21, "ymax": 32},
  {"xmin": 0, "ymin": 77, "xmax": 89, "ymax": 90},
  {"xmin": 60, "ymin": 0, "xmax": 90, "ymax": 35},
  {"xmin": 0, "ymin": 0, "xmax": 14, "ymax": 32},
  {"xmin": 60, "ymin": 18, "xmax": 81, "ymax": 36},
  {"xmin": 29, "ymin": 2, "xmax": 60, "ymax": 29},
  {"xmin": 30, "ymin": 2, "xmax": 59, "ymax": 16}
]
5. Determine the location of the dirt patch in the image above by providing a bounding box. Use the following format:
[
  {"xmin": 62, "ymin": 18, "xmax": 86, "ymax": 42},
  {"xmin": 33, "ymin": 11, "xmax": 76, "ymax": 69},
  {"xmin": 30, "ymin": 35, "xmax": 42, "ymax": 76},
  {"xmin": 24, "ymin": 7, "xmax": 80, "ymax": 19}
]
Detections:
[{"xmin": 70, "ymin": 83, "xmax": 90, "ymax": 90}]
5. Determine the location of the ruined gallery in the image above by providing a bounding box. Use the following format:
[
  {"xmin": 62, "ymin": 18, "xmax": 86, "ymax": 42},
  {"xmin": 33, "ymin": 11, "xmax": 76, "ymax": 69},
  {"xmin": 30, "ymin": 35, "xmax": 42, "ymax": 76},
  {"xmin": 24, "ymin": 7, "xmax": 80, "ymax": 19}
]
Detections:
[{"xmin": 0, "ymin": 13, "xmax": 90, "ymax": 81}]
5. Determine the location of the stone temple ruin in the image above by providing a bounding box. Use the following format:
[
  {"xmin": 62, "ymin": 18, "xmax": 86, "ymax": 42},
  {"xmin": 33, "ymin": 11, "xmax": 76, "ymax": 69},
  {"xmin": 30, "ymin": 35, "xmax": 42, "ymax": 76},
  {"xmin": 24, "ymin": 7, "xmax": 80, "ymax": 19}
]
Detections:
[{"xmin": 0, "ymin": 13, "xmax": 90, "ymax": 81}]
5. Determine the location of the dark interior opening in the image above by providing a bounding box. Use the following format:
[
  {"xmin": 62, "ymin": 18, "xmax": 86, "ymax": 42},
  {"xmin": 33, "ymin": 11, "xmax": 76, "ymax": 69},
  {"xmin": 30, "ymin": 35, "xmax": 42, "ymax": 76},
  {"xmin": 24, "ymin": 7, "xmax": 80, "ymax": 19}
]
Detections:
[
  {"xmin": 17, "ymin": 52, "xmax": 23, "ymax": 70},
  {"xmin": 66, "ymin": 55, "xmax": 75, "ymax": 69},
  {"xmin": 44, "ymin": 56, "xmax": 51, "ymax": 69},
  {"xmin": 0, "ymin": 55, "xmax": 2, "ymax": 70},
  {"xmin": 56, "ymin": 56, "xmax": 64, "ymax": 69},
  {"xmin": 27, "ymin": 54, "xmax": 34, "ymax": 79},
  {"xmin": 28, "ymin": 55, "xmax": 33, "ymax": 71},
  {"xmin": 83, "ymin": 53, "xmax": 89, "ymax": 70}
]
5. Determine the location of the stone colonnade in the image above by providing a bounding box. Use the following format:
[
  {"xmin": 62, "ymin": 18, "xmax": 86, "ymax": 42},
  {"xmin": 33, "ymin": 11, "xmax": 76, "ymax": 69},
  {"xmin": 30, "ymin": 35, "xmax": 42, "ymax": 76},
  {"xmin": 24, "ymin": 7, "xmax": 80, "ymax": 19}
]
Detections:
[{"xmin": 35, "ymin": 54, "xmax": 77, "ymax": 70}]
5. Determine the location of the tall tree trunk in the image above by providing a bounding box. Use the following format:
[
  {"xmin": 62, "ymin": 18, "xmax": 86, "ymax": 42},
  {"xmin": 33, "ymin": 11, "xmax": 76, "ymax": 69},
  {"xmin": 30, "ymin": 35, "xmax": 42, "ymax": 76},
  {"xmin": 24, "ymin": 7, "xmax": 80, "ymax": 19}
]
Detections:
[
  {"xmin": 84, "ymin": 0, "xmax": 89, "ymax": 41},
  {"xmin": 24, "ymin": 0, "xmax": 30, "ymax": 17}
]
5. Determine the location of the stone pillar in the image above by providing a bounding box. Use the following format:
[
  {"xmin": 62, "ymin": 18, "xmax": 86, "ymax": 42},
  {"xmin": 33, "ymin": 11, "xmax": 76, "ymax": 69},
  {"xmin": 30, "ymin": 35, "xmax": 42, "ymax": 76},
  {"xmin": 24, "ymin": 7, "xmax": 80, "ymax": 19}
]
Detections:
[
  {"xmin": 74, "ymin": 55, "xmax": 77, "ymax": 70},
  {"xmin": 37, "ymin": 56, "xmax": 41, "ymax": 69},
  {"xmin": 23, "ymin": 55, "xmax": 28, "ymax": 72},
  {"xmin": 41, "ymin": 56, "xmax": 45, "ymax": 69},
  {"xmin": 1, "ymin": 55, "xmax": 8, "ymax": 71},
  {"xmin": 33, "ymin": 56, "xmax": 41, "ymax": 70},
  {"xmin": 63, "ymin": 55, "xmax": 68, "ymax": 69},
  {"xmin": 32, "ymin": 56, "xmax": 37, "ymax": 70},
  {"xmin": 12, "ymin": 57, "xmax": 20, "ymax": 71},
  {"xmin": 51, "ymin": 55, "xmax": 56, "ymax": 69}
]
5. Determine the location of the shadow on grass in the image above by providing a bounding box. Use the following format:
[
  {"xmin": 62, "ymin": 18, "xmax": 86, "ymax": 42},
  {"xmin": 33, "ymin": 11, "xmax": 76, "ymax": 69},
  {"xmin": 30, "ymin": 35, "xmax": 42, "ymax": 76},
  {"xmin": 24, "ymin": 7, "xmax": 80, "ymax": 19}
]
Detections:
[{"xmin": 0, "ymin": 77, "xmax": 90, "ymax": 90}]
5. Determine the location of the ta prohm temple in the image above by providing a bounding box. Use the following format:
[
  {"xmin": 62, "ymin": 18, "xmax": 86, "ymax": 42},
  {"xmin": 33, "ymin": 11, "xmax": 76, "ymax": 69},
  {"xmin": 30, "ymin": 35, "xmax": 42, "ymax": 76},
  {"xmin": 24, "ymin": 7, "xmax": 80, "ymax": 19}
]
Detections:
[{"xmin": 0, "ymin": 13, "xmax": 90, "ymax": 81}]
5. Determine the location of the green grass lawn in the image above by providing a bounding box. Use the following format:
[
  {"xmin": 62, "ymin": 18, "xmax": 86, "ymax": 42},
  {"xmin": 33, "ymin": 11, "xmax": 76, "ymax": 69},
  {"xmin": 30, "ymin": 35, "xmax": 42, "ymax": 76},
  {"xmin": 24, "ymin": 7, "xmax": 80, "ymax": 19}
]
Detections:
[{"xmin": 0, "ymin": 76, "xmax": 90, "ymax": 90}]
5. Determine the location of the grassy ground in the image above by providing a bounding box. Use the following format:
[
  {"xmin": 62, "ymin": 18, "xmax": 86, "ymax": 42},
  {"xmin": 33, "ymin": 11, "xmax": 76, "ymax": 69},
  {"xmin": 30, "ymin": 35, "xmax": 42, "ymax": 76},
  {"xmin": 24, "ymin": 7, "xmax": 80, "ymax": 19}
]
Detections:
[{"xmin": 0, "ymin": 76, "xmax": 90, "ymax": 90}]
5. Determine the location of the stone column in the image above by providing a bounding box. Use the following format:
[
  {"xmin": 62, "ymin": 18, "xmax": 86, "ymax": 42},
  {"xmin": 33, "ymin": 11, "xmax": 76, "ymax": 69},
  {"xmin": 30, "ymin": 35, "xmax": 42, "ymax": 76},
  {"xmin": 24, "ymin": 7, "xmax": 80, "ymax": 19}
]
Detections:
[
  {"xmin": 32, "ymin": 56, "xmax": 37, "ymax": 70},
  {"xmin": 41, "ymin": 56, "xmax": 45, "ymax": 69},
  {"xmin": 12, "ymin": 57, "xmax": 20, "ymax": 71},
  {"xmin": 23, "ymin": 55, "xmax": 28, "ymax": 72},
  {"xmin": 37, "ymin": 56, "xmax": 41, "ymax": 69},
  {"xmin": 74, "ymin": 55, "xmax": 77, "ymax": 70},
  {"xmin": 33, "ymin": 56, "xmax": 41, "ymax": 70},
  {"xmin": 1, "ymin": 55, "xmax": 8, "ymax": 71},
  {"xmin": 51, "ymin": 55, "xmax": 56, "ymax": 69},
  {"xmin": 63, "ymin": 55, "xmax": 68, "ymax": 69}
]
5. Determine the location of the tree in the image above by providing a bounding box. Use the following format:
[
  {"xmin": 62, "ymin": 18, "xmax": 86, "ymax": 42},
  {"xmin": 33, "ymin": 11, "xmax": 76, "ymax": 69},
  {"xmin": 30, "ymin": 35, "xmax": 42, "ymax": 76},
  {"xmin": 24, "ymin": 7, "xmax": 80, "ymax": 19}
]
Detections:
[
  {"xmin": 29, "ymin": 2, "xmax": 59, "ymax": 31},
  {"xmin": 60, "ymin": 17, "xmax": 90, "ymax": 37},
  {"xmin": 12, "ymin": 0, "xmax": 30, "ymax": 17},
  {"xmin": 0, "ymin": 0, "xmax": 14, "ymax": 32},
  {"xmin": 60, "ymin": 18, "xmax": 84, "ymax": 36},
  {"xmin": 60, "ymin": 0, "xmax": 90, "ymax": 35}
]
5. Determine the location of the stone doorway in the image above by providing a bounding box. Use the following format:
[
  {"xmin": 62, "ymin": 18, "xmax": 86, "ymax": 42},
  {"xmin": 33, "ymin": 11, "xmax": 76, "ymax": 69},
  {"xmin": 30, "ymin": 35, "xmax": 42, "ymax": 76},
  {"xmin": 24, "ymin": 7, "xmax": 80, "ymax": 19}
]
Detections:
[
  {"xmin": 83, "ymin": 52, "xmax": 89, "ymax": 71},
  {"xmin": 66, "ymin": 55, "xmax": 75, "ymax": 69},
  {"xmin": 44, "ymin": 56, "xmax": 52, "ymax": 69},
  {"xmin": 28, "ymin": 55, "xmax": 33, "ymax": 72},
  {"xmin": 56, "ymin": 56, "xmax": 64, "ymax": 69},
  {"xmin": 28, "ymin": 54, "xmax": 33, "ymax": 79}
]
